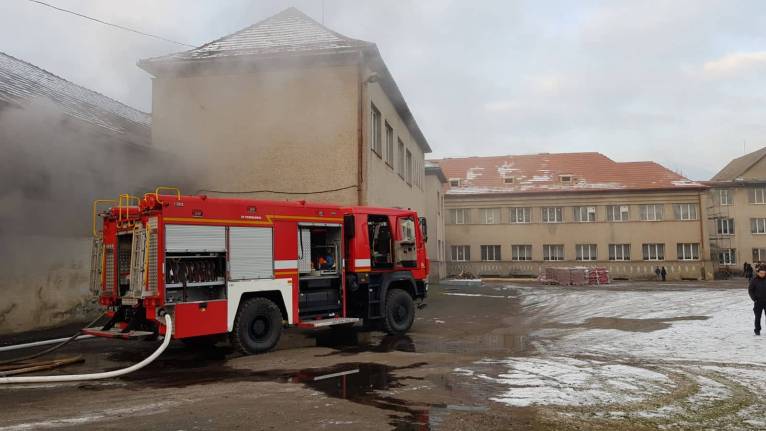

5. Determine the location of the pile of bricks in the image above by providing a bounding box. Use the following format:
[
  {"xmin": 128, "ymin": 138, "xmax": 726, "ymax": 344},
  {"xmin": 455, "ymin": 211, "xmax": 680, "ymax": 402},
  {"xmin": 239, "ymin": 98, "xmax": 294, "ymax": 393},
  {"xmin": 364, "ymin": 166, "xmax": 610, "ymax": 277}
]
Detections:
[{"xmin": 540, "ymin": 267, "xmax": 610, "ymax": 286}]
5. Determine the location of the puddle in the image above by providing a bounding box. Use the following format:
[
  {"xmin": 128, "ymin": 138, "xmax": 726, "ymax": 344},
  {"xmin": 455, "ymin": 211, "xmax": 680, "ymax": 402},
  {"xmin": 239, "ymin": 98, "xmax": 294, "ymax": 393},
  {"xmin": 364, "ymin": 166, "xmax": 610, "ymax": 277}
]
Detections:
[
  {"xmin": 316, "ymin": 331, "xmax": 417, "ymax": 356},
  {"xmin": 548, "ymin": 316, "xmax": 710, "ymax": 332},
  {"xmin": 118, "ymin": 359, "xmax": 436, "ymax": 429}
]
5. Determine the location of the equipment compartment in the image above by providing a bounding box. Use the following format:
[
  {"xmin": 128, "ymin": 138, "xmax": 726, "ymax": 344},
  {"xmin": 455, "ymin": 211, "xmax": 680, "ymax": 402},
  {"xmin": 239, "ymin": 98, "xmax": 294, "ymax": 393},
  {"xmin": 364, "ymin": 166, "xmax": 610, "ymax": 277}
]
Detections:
[{"xmin": 164, "ymin": 253, "xmax": 226, "ymax": 303}]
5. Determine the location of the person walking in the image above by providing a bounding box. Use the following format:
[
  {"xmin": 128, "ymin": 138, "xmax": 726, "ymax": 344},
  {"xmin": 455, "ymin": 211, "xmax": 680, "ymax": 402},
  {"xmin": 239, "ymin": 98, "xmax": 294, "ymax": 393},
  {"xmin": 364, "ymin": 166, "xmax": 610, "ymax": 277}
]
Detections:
[
  {"xmin": 655, "ymin": 266, "xmax": 662, "ymax": 281},
  {"xmin": 748, "ymin": 266, "xmax": 766, "ymax": 335},
  {"xmin": 746, "ymin": 263, "xmax": 754, "ymax": 281},
  {"xmin": 660, "ymin": 266, "xmax": 667, "ymax": 282}
]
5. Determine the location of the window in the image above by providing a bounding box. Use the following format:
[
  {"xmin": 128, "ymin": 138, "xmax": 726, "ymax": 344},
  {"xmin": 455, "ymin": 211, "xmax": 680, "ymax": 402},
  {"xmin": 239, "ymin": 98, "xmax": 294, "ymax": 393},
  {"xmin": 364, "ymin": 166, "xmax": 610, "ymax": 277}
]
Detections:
[
  {"xmin": 543, "ymin": 244, "xmax": 565, "ymax": 261},
  {"xmin": 673, "ymin": 203, "xmax": 699, "ymax": 220},
  {"xmin": 397, "ymin": 139, "xmax": 405, "ymax": 178},
  {"xmin": 639, "ymin": 204, "xmax": 664, "ymax": 221},
  {"xmin": 754, "ymin": 248, "xmax": 766, "ymax": 262},
  {"xmin": 384, "ymin": 122, "xmax": 394, "ymax": 166},
  {"xmin": 542, "ymin": 207, "xmax": 563, "ymax": 223},
  {"xmin": 448, "ymin": 178, "xmax": 461, "ymax": 187},
  {"xmin": 751, "ymin": 218, "xmax": 766, "ymax": 234},
  {"xmin": 677, "ymin": 243, "xmax": 700, "ymax": 260},
  {"xmin": 503, "ymin": 177, "xmax": 515, "ymax": 184},
  {"xmin": 448, "ymin": 208, "xmax": 469, "ymax": 224},
  {"xmin": 560, "ymin": 175, "xmax": 573, "ymax": 183},
  {"xmin": 576, "ymin": 244, "xmax": 597, "ymax": 261},
  {"xmin": 606, "ymin": 205, "xmax": 630, "ymax": 222},
  {"xmin": 719, "ymin": 249, "xmax": 736, "ymax": 265},
  {"xmin": 573, "ymin": 206, "xmax": 597, "ymax": 222},
  {"xmin": 512, "ymin": 245, "xmax": 532, "ymax": 261},
  {"xmin": 450, "ymin": 245, "xmax": 470, "ymax": 261},
  {"xmin": 479, "ymin": 208, "xmax": 501, "ymax": 224},
  {"xmin": 510, "ymin": 207, "xmax": 531, "ymax": 223},
  {"xmin": 718, "ymin": 189, "xmax": 732, "ymax": 206},
  {"xmin": 370, "ymin": 103, "xmax": 381, "ymax": 156},
  {"xmin": 399, "ymin": 218, "xmax": 416, "ymax": 242},
  {"xmin": 749, "ymin": 187, "xmax": 766, "ymax": 204},
  {"xmin": 406, "ymin": 149, "xmax": 413, "ymax": 185},
  {"xmin": 715, "ymin": 218, "xmax": 735, "ymax": 235},
  {"xmin": 642, "ymin": 243, "xmax": 665, "ymax": 261},
  {"xmin": 609, "ymin": 244, "xmax": 631, "ymax": 261},
  {"xmin": 480, "ymin": 245, "xmax": 501, "ymax": 261}
]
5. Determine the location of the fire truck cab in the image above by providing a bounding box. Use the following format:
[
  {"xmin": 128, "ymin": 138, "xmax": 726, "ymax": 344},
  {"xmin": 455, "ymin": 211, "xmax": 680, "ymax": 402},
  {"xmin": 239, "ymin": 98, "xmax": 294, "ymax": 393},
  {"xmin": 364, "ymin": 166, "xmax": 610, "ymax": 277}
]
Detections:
[{"xmin": 88, "ymin": 189, "xmax": 428, "ymax": 354}]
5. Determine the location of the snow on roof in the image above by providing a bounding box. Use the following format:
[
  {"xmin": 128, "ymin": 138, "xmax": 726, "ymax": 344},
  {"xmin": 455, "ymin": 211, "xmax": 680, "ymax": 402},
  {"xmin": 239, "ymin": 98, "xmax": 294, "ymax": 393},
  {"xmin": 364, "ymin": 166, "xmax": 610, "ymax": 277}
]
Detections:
[
  {"xmin": 0, "ymin": 52, "xmax": 150, "ymax": 135},
  {"xmin": 141, "ymin": 7, "xmax": 372, "ymax": 64},
  {"xmin": 432, "ymin": 152, "xmax": 705, "ymax": 195}
]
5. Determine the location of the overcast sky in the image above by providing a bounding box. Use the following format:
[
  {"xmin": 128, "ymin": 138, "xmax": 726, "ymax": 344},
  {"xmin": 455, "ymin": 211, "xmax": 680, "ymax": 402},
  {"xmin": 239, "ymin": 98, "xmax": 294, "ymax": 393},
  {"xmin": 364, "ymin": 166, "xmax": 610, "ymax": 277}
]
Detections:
[{"xmin": 2, "ymin": 0, "xmax": 765, "ymax": 180}]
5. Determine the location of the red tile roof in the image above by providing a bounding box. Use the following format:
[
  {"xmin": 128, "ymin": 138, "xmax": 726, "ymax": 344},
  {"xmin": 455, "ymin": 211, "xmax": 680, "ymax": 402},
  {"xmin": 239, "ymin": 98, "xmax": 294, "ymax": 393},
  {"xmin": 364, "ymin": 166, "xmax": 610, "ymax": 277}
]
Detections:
[{"xmin": 432, "ymin": 152, "xmax": 705, "ymax": 195}]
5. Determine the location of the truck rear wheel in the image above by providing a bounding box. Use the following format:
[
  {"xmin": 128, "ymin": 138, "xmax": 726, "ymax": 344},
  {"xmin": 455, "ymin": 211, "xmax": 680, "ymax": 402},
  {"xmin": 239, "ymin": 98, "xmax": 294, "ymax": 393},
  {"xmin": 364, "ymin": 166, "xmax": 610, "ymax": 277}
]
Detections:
[
  {"xmin": 230, "ymin": 297, "xmax": 283, "ymax": 355},
  {"xmin": 382, "ymin": 288, "xmax": 415, "ymax": 335}
]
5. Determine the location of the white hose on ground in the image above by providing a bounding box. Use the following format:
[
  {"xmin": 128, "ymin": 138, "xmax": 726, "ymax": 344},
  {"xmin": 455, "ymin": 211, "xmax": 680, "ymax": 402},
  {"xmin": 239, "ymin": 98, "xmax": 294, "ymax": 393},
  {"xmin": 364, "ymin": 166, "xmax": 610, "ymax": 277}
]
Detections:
[
  {"xmin": 0, "ymin": 314, "xmax": 172, "ymax": 384},
  {"xmin": 0, "ymin": 335, "xmax": 94, "ymax": 353}
]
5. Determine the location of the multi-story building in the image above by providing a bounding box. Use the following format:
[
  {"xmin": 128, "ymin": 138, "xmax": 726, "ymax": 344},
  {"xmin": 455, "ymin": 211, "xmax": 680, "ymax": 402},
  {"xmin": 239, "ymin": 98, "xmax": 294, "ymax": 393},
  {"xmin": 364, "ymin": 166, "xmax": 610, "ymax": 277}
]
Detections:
[
  {"xmin": 139, "ymin": 7, "xmax": 432, "ymax": 215},
  {"xmin": 706, "ymin": 146, "xmax": 766, "ymax": 274},
  {"xmin": 435, "ymin": 152, "xmax": 714, "ymax": 281}
]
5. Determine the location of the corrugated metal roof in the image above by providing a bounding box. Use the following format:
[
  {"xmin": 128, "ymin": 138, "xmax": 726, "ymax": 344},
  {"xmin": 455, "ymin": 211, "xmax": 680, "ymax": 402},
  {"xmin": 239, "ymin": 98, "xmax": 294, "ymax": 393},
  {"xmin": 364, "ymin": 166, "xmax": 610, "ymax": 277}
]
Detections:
[
  {"xmin": 0, "ymin": 52, "xmax": 150, "ymax": 135},
  {"xmin": 142, "ymin": 7, "xmax": 372, "ymax": 64},
  {"xmin": 433, "ymin": 152, "xmax": 705, "ymax": 195}
]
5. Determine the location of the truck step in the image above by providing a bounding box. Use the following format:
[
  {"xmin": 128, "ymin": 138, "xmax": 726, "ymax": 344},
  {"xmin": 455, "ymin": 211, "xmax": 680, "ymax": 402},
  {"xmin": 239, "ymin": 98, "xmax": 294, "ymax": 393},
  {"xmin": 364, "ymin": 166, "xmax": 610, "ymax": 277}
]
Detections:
[
  {"xmin": 296, "ymin": 317, "xmax": 360, "ymax": 329},
  {"xmin": 81, "ymin": 327, "xmax": 155, "ymax": 339}
]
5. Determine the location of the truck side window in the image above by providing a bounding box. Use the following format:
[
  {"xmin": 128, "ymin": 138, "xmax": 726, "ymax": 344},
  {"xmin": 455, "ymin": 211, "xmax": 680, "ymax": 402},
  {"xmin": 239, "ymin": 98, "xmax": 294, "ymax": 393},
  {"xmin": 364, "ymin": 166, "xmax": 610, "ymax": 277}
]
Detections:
[
  {"xmin": 368, "ymin": 215, "xmax": 393, "ymax": 268},
  {"xmin": 399, "ymin": 217, "xmax": 416, "ymax": 243}
]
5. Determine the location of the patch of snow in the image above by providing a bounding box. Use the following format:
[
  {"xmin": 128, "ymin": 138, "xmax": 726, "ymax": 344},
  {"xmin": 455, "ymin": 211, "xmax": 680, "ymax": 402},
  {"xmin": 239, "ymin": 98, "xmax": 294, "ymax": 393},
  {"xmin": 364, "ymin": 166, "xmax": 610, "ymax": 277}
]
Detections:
[
  {"xmin": 466, "ymin": 167, "xmax": 485, "ymax": 180},
  {"xmin": 469, "ymin": 356, "xmax": 671, "ymax": 407}
]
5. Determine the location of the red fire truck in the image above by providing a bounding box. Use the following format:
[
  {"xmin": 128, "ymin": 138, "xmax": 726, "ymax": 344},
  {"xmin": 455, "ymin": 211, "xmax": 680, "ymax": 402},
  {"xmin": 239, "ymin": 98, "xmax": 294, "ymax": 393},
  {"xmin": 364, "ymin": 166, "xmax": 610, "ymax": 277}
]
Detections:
[{"xmin": 86, "ymin": 188, "xmax": 429, "ymax": 354}]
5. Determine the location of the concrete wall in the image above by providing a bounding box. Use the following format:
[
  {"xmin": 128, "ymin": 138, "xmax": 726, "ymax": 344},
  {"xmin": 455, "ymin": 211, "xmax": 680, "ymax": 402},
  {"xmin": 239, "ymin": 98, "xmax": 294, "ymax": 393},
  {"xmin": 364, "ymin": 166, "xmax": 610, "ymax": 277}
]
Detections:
[
  {"xmin": 151, "ymin": 60, "xmax": 361, "ymax": 205},
  {"xmin": 444, "ymin": 189, "xmax": 714, "ymax": 281},
  {"xmin": 423, "ymin": 173, "xmax": 446, "ymax": 281},
  {"xmin": 361, "ymin": 72, "xmax": 428, "ymax": 214}
]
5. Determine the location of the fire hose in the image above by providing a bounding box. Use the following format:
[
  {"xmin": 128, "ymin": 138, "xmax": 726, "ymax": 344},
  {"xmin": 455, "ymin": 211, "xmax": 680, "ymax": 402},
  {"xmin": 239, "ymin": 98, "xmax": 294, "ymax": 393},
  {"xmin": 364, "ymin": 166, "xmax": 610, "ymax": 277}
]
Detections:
[{"xmin": 0, "ymin": 314, "xmax": 172, "ymax": 384}]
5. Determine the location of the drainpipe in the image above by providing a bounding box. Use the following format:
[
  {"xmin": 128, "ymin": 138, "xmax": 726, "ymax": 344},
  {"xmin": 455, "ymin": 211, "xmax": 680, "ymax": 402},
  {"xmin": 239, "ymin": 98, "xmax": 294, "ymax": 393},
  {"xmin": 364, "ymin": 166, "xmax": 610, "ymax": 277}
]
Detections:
[{"xmin": 356, "ymin": 51, "xmax": 365, "ymax": 206}]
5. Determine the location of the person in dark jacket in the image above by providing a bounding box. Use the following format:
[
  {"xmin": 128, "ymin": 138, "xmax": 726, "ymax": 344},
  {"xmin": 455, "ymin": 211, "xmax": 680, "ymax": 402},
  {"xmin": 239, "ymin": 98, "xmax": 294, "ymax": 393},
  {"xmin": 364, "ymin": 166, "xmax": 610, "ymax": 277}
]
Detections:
[
  {"xmin": 660, "ymin": 266, "xmax": 667, "ymax": 281},
  {"xmin": 655, "ymin": 267, "xmax": 662, "ymax": 280},
  {"xmin": 748, "ymin": 266, "xmax": 766, "ymax": 335}
]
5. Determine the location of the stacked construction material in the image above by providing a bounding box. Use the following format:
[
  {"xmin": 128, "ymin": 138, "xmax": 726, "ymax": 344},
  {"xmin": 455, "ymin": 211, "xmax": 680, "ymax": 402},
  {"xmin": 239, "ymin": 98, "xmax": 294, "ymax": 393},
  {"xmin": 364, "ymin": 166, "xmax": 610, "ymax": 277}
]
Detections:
[
  {"xmin": 587, "ymin": 267, "xmax": 610, "ymax": 285},
  {"xmin": 541, "ymin": 267, "xmax": 610, "ymax": 285}
]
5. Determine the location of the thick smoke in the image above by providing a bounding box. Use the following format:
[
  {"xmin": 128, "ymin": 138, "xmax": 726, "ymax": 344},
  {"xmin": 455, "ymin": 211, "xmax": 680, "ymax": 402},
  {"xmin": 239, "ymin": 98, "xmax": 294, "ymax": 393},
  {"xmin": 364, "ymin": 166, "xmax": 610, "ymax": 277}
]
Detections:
[{"xmin": 0, "ymin": 99, "xmax": 188, "ymax": 334}]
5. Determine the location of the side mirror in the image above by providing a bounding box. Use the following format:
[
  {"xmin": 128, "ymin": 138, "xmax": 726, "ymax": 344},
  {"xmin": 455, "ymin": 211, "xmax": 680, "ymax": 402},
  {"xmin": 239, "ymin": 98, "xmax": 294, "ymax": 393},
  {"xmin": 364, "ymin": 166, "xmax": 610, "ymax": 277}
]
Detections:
[
  {"xmin": 419, "ymin": 217, "xmax": 428, "ymax": 242},
  {"xmin": 344, "ymin": 214, "xmax": 355, "ymax": 238}
]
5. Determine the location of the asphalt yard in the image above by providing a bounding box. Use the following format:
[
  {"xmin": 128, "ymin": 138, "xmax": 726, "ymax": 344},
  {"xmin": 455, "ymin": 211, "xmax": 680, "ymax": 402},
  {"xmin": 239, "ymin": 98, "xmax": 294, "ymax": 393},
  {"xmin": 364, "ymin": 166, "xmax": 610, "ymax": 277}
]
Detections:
[{"xmin": 0, "ymin": 278, "xmax": 760, "ymax": 430}]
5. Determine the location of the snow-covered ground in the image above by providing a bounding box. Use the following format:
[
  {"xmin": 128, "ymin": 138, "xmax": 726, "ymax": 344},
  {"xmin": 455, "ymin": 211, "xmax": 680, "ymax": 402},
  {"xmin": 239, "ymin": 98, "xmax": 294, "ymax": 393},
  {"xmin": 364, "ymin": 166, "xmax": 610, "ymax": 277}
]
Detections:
[{"xmin": 453, "ymin": 284, "xmax": 766, "ymax": 428}]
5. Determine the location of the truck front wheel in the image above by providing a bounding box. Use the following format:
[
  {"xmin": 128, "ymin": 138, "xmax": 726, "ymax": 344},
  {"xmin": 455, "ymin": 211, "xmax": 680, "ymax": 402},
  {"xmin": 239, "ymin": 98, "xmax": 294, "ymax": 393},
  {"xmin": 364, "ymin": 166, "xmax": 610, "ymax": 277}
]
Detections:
[
  {"xmin": 230, "ymin": 297, "xmax": 283, "ymax": 354},
  {"xmin": 382, "ymin": 288, "xmax": 415, "ymax": 335}
]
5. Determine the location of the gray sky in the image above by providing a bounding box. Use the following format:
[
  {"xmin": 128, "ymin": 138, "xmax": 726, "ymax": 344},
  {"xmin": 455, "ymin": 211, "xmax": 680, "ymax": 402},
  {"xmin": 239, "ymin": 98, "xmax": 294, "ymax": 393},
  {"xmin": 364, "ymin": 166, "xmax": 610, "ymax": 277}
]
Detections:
[{"xmin": 2, "ymin": 0, "xmax": 765, "ymax": 180}]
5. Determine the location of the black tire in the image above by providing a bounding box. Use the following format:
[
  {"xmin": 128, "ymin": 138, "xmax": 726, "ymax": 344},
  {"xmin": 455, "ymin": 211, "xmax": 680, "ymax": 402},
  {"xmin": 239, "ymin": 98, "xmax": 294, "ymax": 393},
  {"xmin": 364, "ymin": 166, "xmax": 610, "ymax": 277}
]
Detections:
[
  {"xmin": 230, "ymin": 297, "xmax": 283, "ymax": 355},
  {"xmin": 382, "ymin": 288, "xmax": 415, "ymax": 335}
]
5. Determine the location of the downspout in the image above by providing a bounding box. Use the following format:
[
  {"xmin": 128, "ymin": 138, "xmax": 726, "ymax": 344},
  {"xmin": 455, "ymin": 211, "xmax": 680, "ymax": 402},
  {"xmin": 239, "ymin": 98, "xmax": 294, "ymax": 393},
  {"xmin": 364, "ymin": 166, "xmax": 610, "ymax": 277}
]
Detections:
[{"xmin": 356, "ymin": 51, "xmax": 365, "ymax": 206}]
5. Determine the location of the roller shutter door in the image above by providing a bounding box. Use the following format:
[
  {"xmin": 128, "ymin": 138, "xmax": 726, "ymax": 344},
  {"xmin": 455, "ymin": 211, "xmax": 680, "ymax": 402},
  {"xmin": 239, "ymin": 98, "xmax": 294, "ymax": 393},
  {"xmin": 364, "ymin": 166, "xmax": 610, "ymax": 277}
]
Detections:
[
  {"xmin": 165, "ymin": 225, "xmax": 226, "ymax": 252},
  {"xmin": 230, "ymin": 227, "xmax": 273, "ymax": 280}
]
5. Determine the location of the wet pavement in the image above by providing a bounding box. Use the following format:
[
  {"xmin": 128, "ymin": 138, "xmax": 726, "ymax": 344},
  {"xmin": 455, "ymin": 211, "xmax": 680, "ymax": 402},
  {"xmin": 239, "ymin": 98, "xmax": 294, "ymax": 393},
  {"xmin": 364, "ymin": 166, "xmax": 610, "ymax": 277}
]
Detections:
[{"xmin": 0, "ymin": 279, "xmax": 758, "ymax": 430}]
